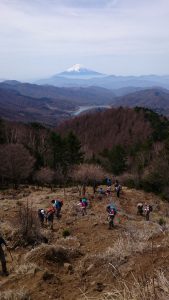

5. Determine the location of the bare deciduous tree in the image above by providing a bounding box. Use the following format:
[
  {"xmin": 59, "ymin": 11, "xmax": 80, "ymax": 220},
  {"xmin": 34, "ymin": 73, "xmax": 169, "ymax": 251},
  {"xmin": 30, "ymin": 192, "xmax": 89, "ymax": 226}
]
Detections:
[
  {"xmin": 34, "ymin": 167, "xmax": 55, "ymax": 189},
  {"xmin": 0, "ymin": 143, "xmax": 35, "ymax": 188},
  {"xmin": 72, "ymin": 164, "xmax": 106, "ymax": 195}
]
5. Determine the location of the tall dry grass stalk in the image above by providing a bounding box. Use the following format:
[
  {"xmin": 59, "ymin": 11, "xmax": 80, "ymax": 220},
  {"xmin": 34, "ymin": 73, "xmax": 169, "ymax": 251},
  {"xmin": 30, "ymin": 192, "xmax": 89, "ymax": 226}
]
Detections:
[{"xmin": 80, "ymin": 270, "xmax": 169, "ymax": 300}]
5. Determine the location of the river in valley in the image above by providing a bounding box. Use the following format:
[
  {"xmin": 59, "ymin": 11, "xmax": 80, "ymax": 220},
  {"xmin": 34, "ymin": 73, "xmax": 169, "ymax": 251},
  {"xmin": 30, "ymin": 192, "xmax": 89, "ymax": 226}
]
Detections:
[{"xmin": 73, "ymin": 105, "xmax": 111, "ymax": 116}]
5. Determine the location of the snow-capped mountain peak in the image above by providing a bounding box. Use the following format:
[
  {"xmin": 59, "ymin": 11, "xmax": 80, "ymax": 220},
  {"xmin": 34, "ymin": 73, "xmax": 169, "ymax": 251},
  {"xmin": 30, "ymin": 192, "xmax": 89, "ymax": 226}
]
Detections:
[
  {"xmin": 58, "ymin": 64, "xmax": 104, "ymax": 78},
  {"xmin": 67, "ymin": 64, "xmax": 84, "ymax": 72}
]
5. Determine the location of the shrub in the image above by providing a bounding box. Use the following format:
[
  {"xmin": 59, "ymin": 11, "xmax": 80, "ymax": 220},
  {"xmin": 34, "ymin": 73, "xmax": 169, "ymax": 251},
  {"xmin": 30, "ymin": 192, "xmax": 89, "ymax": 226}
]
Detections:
[
  {"xmin": 15, "ymin": 202, "xmax": 47, "ymax": 246},
  {"xmin": 25, "ymin": 244, "xmax": 81, "ymax": 265},
  {"xmin": 34, "ymin": 167, "xmax": 55, "ymax": 187},
  {"xmin": 62, "ymin": 229, "xmax": 71, "ymax": 238},
  {"xmin": 158, "ymin": 218, "xmax": 166, "ymax": 227},
  {"xmin": 72, "ymin": 163, "xmax": 106, "ymax": 194}
]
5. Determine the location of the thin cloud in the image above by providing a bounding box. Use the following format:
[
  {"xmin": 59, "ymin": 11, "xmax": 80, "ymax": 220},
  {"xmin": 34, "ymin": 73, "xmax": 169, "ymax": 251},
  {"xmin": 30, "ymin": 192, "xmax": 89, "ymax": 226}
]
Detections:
[{"xmin": 0, "ymin": 0, "xmax": 168, "ymax": 79}]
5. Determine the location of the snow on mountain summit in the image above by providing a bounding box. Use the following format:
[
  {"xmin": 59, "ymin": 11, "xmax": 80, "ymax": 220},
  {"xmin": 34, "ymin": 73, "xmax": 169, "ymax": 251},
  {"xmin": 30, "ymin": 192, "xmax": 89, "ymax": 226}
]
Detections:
[
  {"xmin": 67, "ymin": 64, "xmax": 84, "ymax": 72},
  {"xmin": 58, "ymin": 64, "xmax": 104, "ymax": 78}
]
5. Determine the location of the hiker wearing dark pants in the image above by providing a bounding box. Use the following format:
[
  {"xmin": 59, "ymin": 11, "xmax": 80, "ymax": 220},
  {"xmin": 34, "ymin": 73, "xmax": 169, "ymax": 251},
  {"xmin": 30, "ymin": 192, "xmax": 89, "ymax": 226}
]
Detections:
[
  {"xmin": 115, "ymin": 180, "xmax": 121, "ymax": 198},
  {"xmin": 137, "ymin": 203, "xmax": 143, "ymax": 216},
  {"xmin": 38, "ymin": 209, "xmax": 46, "ymax": 226},
  {"xmin": 144, "ymin": 204, "xmax": 152, "ymax": 221},
  {"xmin": 46, "ymin": 207, "xmax": 55, "ymax": 230},
  {"xmin": 51, "ymin": 199, "xmax": 63, "ymax": 219},
  {"xmin": 0, "ymin": 236, "xmax": 9, "ymax": 276},
  {"xmin": 106, "ymin": 178, "xmax": 112, "ymax": 187},
  {"xmin": 108, "ymin": 215, "xmax": 115, "ymax": 229},
  {"xmin": 106, "ymin": 204, "xmax": 117, "ymax": 229}
]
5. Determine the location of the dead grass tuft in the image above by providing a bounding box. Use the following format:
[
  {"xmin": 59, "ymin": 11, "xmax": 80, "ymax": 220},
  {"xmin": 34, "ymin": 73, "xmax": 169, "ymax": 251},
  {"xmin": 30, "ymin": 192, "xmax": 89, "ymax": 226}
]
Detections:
[
  {"xmin": 25, "ymin": 244, "xmax": 82, "ymax": 265},
  {"xmin": 0, "ymin": 290, "xmax": 30, "ymax": 300},
  {"xmin": 0, "ymin": 219, "xmax": 17, "ymax": 234},
  {"xmin": 100, "ymin": 234, "xmax": 146, "ymax": 263},
  {"xmin": 80, "ymin": 270, "xmax": 169, "ymax": 300},
  {"xmin": 13, "ymin": 202, "xmax": 47, "ymax": 247},
  {"xmin": 15, "ymin": 263, "xmax": 40, "ymax": 275}
]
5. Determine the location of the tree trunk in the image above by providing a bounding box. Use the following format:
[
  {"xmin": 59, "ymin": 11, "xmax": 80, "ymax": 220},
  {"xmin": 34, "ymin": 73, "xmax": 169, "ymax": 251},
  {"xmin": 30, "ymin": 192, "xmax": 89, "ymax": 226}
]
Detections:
[{"xmin": 82, "ymin": 184, "xmax": 86, "ymax": 196}]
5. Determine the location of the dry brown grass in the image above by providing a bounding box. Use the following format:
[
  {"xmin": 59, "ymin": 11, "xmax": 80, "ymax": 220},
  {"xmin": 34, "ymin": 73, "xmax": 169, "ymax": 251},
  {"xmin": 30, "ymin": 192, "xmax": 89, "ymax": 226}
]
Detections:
[
  {"xmin": 25, "ymin": 244, "xmax": 82, "ymax": 265},
  {"xmin": 14, "ymin": 263, "xmax": 40, "ymax": 275},
  {"xmin": 99, "ymin": 234, "xmax": 147, "ymax": 263},
  {"xmin": 99, "ymin": 222, "xmax": 165, "ymax": 264},
  {"xmin": 80, "ymin": 270, "xmax": 169, "ymax": 300},
  {"xmin": 1, "ymin": 185, "xmax": 169, "ymax": 300},
  {"xmin": 0, "ymin": 290, "xmax": 30, "ymax": 300},
  {"xmin": 0, "ymin": 221, "xmax": 16, "ymax": 238}
]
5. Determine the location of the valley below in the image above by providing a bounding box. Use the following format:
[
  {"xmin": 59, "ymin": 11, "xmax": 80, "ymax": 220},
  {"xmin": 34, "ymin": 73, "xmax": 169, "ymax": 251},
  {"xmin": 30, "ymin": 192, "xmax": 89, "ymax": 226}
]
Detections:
[{"xmin": 72, "ymin": 105, "xmax": 112, "ymax": 116}]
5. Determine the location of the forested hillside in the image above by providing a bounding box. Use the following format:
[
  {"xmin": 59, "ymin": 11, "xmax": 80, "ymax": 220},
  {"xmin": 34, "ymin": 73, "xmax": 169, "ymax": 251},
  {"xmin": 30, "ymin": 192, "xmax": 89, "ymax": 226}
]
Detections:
[
  {"xmin": 0, "ymin": 88, "xmax": 76, "ymax": 125},
  {"xmin": 58, "ymin": 107, "xmax": 153, "ymax": 155},
  {"xmin": 58, "ymin": 107, "xmax": 169, "ymax": 197},
  {"xmin": 112, "ymin": 88, "xmax": 169, "ymax": 116},
  {"xmin": 0, "ymin": 119, "xmax": 83, "ymax": 188},
  {"xmin": 1, "ymin": 106, "xmax": 169, "ymax": 198}
]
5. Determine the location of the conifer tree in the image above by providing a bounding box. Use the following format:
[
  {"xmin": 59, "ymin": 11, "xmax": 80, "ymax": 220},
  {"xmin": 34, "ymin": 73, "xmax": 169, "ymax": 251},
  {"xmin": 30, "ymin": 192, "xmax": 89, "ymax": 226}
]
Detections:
[{"xmin": 65, "ymin": 131, "xmax": 83, "ymax": 166}]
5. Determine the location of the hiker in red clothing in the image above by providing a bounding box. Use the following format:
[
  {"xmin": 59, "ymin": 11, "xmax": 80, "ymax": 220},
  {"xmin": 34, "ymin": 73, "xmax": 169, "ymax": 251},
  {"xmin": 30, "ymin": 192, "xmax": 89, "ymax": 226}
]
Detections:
[
  {"xmin": 46, "ymin": 207, "xmax": 55, "ymax": 229},
  {"xmin": 78, "ymin": 198, "xmax": 88, "ymax": 216}
]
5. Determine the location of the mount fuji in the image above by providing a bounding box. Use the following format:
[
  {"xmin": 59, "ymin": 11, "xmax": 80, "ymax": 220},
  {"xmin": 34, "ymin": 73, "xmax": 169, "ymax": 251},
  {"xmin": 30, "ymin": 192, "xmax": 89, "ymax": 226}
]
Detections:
[
  {"xmin": 58, "ymin": 64, "xmax": 105, "ymax": 78},
  {"xmin": 35, "ymin": 65, "xmax": 169, "ymax": 91},
  {"xmin": 36, "ymin": 64, "xmax": 105, "ymax": 85}
]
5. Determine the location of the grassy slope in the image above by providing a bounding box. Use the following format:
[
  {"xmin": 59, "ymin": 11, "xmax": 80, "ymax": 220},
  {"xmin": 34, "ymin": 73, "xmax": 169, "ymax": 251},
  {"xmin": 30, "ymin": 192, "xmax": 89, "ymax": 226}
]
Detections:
[{"xmin": 0, "ymin": 186, "xmax": 169, "ymax": 299}]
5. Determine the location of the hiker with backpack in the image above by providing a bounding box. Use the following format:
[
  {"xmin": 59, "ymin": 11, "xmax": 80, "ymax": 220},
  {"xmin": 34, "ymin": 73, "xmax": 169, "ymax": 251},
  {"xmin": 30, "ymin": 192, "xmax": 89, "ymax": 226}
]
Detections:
[
  {"xmin": 78, "ymin": 197, "xmax": 88, "ymax": 216},
  {"xmin": 137, "ymin": 203, "xmax": 144, "ymax": 216},
  {"xmin": 144, "ymin": 203, "xmax": 153, "ymax": 221},
  {"xmin": 98, "ymin": 187, "xmax": 105, "ymax": 195},
  {"xmin": 106, "ymin": 186, "xmax": 111, "ymax": 196},
  {"xmin": 46, "ymin": 207, "xmax": 55, "ymax": 230},
  {"xmin": 0, "ymin": 235, "xmax": 9, "ymax": 276},
  {"xmin": 115, "ymin": 180, "xmax": 121, "ymax": 198},
  {"xmin": 51, "ymin": 199, "xmax": 63, "ymax": 219},
  {"xmin": 38, "ymin": 209, "xmax": 46, "ymax": 226},
  {"xmin": 106, "ymin": 203, "xmax": 117, "ymax": 229},
  {"xmin": 106, "ymin": 178, "xmax": 112, "ymax": 187}
]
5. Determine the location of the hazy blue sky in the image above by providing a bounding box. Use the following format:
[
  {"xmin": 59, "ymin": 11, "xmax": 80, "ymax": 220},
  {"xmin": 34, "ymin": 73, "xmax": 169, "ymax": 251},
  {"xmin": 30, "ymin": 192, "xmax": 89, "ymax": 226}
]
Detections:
[{"xmin": 0, "ymin": 0, "xmax": 169, "ymax": 80}]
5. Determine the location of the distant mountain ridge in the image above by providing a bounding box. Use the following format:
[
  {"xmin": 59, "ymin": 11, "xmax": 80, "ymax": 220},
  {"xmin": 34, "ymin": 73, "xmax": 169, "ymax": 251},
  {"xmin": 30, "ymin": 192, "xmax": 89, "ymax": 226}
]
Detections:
[
  {"xmin": 0, "ymin": 81, "xmax": 116, "ymax": 125},
  {"xmin": 36, "ymin": 72, "xmax": 169, "ymax": 91},
  {"xmin": 33, "ymin": 64, "xmax": 169, "ymax": 89},
  {"xmin": 112, "ymin": 88, "xmax": 169, "ymax": 116},
  {"xmin": 0, "ymin": 81, "xmax": 115, "ymax": 105},
  {"xmin": 1, "ymin": 79, "xmax": 169, "ymax": 125},
  {"xmin": 0, "ymin": 87, "xmax": 77, "ymax": 125}
]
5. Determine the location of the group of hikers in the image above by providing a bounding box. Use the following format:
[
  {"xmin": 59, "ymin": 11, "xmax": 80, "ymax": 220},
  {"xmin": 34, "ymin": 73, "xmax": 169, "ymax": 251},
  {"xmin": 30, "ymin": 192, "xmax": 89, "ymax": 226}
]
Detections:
[
  {"xmin": 76, "ymin": 179, "xmax": 153, "ymax": 228},
  {"xmin": 106, "ymin": 202, "xmax": 153, "ymax": 230},
  {"xmin": 38, "ymin": 199, "xmax": 63, "ymax": 230},
  {"xmin": 0, "ymin": 178, "xmax": 153, "ymax": 277},
  {"xmin": 137, "ymin": 202, "xmax": 153, "ymax": 221},
  {"xmin": 98, "ymin": 179, "xmax": 121, "ymax": 198}
]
